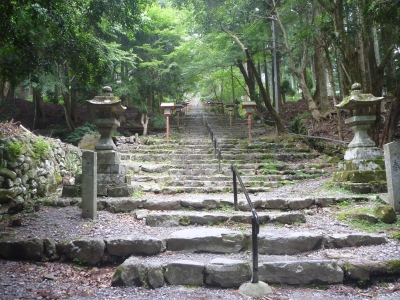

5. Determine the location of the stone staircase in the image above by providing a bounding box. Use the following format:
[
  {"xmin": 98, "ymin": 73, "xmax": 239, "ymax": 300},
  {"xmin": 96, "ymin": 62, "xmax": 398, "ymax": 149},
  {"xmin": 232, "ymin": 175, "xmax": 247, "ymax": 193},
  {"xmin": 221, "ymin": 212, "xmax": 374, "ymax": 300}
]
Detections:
[
  {"xmin": 97, "ymin": 99, "xmax": 399, "ymax": 291},
  {"xmin": 2, "ymin": 99, "xmax": 398, "ymax": 298},
  {"xmin": 116, "ymin": 100, "xmax": 330, "ymax": 194}
]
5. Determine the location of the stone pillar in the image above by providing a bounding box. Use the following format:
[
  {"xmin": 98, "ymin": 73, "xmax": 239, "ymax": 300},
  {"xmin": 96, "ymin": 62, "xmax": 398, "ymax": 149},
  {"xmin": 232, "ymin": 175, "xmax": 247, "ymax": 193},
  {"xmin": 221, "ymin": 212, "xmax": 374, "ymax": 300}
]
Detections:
[
  {"xmin": 82, "ymin": 151, "xmax": 97, "ymax": 219},
  {"xmin": 384, "ymin": 142, "xmax": 400, "ymax": 212}
]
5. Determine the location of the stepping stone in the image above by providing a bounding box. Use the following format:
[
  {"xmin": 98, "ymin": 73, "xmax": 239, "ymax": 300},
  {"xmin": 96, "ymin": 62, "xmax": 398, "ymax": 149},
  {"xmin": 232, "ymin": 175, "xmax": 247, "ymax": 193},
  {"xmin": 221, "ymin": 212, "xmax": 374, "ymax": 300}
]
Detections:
[
  {"xmin": 323, "ymin": 233, "xmax": 387, "ymax": 248},
  {"xmin": 164, "ymin": 260, "xmax": 205, "ymax": 286},
  {"xmin": 166, "ymin": 228, "xmax": 248, "ymax": 253},
  {"xmin": 205, "ymin": 258, "xmax": 251, "ymax": 288},
  {"xmin": 258, "ymin": 230, "xmax": 323, "ymax": 255},
  {"xmin": 105, "ymin": 235, "xmax": 165, "ymax": 256},
  {"xmin": 259, "ymin": 260, "xmax": 344, "ymax": 285}
]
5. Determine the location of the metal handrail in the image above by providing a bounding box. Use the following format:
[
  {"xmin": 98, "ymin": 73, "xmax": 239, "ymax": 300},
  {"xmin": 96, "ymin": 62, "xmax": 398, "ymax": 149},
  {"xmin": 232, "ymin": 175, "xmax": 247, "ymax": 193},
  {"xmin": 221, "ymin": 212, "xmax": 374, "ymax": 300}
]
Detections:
[
  {"xmin": 231, "ymin": 164, "xmax": 260, "ymax": 284},
  {"xmin": 205, "ymin": 121, "xmax": 222, "ymax": 173}
]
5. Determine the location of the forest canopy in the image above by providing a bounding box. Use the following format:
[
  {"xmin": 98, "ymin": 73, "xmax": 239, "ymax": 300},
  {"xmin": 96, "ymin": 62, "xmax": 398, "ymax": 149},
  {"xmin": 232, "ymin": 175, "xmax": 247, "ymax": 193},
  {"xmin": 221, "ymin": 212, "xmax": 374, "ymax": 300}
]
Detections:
[{"xmin": 0, "ymin": 0, "xmax": 399, "ymax": 143}]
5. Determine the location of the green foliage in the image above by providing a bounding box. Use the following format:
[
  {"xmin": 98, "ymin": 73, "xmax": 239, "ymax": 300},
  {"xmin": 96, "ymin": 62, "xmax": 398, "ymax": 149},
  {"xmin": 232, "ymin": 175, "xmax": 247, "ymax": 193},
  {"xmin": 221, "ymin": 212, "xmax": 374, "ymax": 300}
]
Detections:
[
  {"xmin": 280, "ymin": 80, "xmax": 295, "ymax": 97},
  {"xmin": 288, "ymin": 113, "xmax": 311, "ymax": 135},
  {"xmin": 151, "ymin": 114, "xmax": 166, "ymax": 127},
  {"xmin": 65, "ymin": 122, "xmax": 99, "ymax": 145},
  {"xmin": 32, "ymin": 138, "xmax": 51, "ymax": 162},
  {"xmin": 5, "ymin": 141, "xmax": 23, "ymax": 159}
]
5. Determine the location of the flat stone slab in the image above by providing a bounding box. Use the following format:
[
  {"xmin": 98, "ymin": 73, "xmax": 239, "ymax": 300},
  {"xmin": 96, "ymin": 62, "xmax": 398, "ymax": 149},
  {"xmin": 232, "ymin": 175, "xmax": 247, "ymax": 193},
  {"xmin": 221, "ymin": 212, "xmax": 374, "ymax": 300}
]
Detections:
[
  {"xmin": 145, "ymin": 211, "xmax": 305, "ymax": 227},
  {"xmin": 164, "ymin": 260, "xmax": 205, "ymax": 286},
  {"xmin": 105, "ymin": 235, "xmax": 166, "ymax": 257},
  {"xmin": 323, "ymin": 233, "xmax": 387, "ymax": 248},
  {"xmin": 258, "ymin": 230, "xmax": 323, "ymax": 255},
  {"xmin": 205, "ymin": 258, "xmax": 251, "ymax": 288},
  {"xmin": 259, "ymin": 260, "xmax": 344, "ymax": 285},
  {"xmin": 98, "ymin": 198, "xmax": 146, "ymax": 213},
  {"xmin": 141, "ymin": 164, "xmax": 170, "ymax": 173},
  {"xmin": 166, "ymin": 228, "xmax": 248, "ymax": 253}
]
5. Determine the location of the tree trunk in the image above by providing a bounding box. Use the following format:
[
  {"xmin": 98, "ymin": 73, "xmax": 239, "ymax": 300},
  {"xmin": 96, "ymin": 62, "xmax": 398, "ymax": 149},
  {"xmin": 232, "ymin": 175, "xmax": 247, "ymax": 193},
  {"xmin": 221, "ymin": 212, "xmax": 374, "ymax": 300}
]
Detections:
[
  {"xmin": 313, "ymin": 44, "xmax": 330, "ymax": 112},
  {"xmin": 263, "ymin": 58, "xmax": 271, "ymax": 102},
  {"xmin": 275, "ymin": 9, "xmax": 321, "ymax": 122},
  {"xmin": 141, "ymin": 113, "xmax": 149, "ymax": 137},
  {"xmin": 245, "ymin": 49, "xmax": 286, "ymax": 135},
  {"xmin": 236, "ymin": 59, "xmax": 257, "ymax": 102},
  {"xmin": 324, "ymin": 41, "xmax": 344, "ymax": 140},
  {"xmin": 57, "ymin": 63, "xmax": 75, "ymax": 131}
]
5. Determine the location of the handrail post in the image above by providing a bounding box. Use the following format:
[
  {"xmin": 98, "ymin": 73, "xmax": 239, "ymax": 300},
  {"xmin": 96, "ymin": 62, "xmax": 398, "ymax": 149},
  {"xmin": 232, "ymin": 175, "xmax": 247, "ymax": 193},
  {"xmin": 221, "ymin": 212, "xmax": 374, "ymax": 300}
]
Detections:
[
  {"xmin": 231, "ymin": 164, "xmax": 238, "ymax": 211},
  {"xmin": 214, "ymin": 138, "xmax": 217, "ymax": 158},
  {"xmin": 218, "ymin": 148, "xmax": 221, "ymax": 173},
  {"xmin": 252, "ymin": 215, "xmax": 259, "ymax": 283}
]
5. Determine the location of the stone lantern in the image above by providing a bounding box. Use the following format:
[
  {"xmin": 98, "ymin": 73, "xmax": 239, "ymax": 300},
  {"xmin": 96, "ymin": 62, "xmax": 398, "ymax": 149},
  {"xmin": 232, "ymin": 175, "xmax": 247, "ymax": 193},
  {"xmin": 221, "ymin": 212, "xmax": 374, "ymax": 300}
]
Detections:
[
  {"xmin": 333, "ymin": 83, "xmax": 386, "ymax": 193},
  {"xmin": 160, "ymin": 103, "xmax": 176, "ymax": 142},
  {"xmin": 242, "ymin": 101, "xmax": 257, "ymax": 142},
  {"xmin": 226, "ymin": 103, "xmax": 235, "ymax": 127},
  {"xmin": 174, "ymin": 104, "xmax": 183, "ymax": 128},
  {"xmin": 87, "ymin": 86, "xmax": 125, "ymax": 151},
  {"xmin": 86, "ymin": 86, "xmax": 132, "ymax": 197}
]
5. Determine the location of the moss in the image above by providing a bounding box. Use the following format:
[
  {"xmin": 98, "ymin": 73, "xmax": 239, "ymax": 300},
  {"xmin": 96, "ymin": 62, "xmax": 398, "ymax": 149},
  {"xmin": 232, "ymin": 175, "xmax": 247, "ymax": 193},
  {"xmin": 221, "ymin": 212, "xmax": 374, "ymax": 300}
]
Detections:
[
  {"xmin": 308, "ymin": 163, "xmax": 325, "ymax": 169},
  {"xmin": 334, "ymin": 170, "xmax": 387, "ymax": 183},
  {"xmin": 386, "ymin": 260, "xmax": 400, "ymax": 273},
  {"xmin": 390, "ymin": 231, "xmax": 400, "ymax": 241},
  {"xmin": 179, "ymin": 215, "xmax": 191, "ymax": 225},
  {"xmin": 374, "ymin": 205, "xmax": 397, "ymax": 224},
  {"xmin": 55, "ymin": 173, "xmax": 62, "ymax": 185}
]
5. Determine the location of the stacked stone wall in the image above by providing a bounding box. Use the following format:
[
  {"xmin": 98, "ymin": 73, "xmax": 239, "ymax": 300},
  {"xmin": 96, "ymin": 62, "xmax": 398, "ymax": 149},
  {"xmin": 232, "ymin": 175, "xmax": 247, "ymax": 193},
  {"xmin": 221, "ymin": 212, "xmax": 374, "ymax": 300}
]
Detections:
[{"xmin": 0, "ymin": 132, "xmax": 81, "ymax": 216}]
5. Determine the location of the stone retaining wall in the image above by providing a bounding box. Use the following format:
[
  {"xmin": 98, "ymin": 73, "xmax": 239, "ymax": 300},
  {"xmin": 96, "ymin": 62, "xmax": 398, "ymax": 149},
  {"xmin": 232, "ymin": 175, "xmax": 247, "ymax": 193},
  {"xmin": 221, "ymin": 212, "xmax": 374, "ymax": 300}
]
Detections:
[{"xmin": 0, "ymin": 133, "xmax": 81, "ymax": 217}]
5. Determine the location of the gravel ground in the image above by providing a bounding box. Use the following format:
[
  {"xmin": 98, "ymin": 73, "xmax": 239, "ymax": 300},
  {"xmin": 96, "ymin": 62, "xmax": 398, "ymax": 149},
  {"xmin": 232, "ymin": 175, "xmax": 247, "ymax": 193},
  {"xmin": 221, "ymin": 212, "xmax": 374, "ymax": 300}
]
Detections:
[{"xmin": 1, "ymin": 178, "xmax": 400, "ymax": 299}]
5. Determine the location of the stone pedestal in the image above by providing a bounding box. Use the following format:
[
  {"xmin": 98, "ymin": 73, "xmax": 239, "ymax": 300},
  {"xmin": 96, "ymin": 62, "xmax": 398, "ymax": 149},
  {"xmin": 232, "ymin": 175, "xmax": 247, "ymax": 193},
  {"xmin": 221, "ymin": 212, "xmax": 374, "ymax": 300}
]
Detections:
[
  {"xmin": 333, "ymin": 83, "xmax": 386, "ymax": 194},
  {"xmin": 383, "ymin": 142, "xmax": 400, "ymax": 212},
  {"xmin": 96, "ymin": 150, "xmax": 132, "ymax": 197},
  {"xmin": 81, "ymin": 151, "xmax": 97, "ymax": 219},
  {"xmin": 333, "ymin": 115, "xmax": 386, "ymax": 193}
]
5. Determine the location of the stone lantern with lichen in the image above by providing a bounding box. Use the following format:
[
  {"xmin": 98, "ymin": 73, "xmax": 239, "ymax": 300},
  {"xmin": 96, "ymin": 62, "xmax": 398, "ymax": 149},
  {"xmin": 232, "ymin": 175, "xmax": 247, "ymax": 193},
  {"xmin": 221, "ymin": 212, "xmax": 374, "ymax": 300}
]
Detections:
[
  {"xmin": 333, "ymin": 83, "xmax": 387, "ymax": 193},
  {"xmin": 85, "ymin": 86, "xmax": 132, "ymax": 197},
  {"xmin": 87, "ymin": 86, "xmax": 126, "ymax": 151}
]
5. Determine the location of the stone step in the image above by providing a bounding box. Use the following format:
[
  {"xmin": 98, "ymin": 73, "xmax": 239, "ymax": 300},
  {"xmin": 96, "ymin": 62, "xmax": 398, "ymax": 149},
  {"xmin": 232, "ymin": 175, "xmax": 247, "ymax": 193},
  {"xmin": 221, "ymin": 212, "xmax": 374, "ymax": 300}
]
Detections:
[
  {"xmin": 112, "ymin": 256, "xmax": 345, "ymax": 288},
  {"xmin": 95, "ymin": 195, "xmax": 368, "ymax": 213},
  {"xmin": 160, "ymin": 186, "xmax": 272, "ymax": 194},
  {"xmin": 145, "ymin": 211, "xmax": 306, "ymax": 227}
]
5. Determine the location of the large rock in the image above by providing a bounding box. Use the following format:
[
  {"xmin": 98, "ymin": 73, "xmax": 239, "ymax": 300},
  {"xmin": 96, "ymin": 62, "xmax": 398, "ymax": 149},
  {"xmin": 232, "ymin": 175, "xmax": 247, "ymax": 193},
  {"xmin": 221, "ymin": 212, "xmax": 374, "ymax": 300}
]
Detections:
[
  {"xmin": 112, "ymin": 257, "xmax": 147, "ymax": 287},
  {"xmin": 374, "ymin": 205, "xmax": 397, "ymax": 224},
  {"xmin": 259, "ymin": 260, "xmax": 344, "ymax": 285},
  {"xmin": 323, "ymin": 233, "xmax": 387, "ymax": 248},
  {"xmin": 105, "ymin": 235, "xmax": 165, "ymax": 257},
  {"xmin": 205, "ymin": 258, "xmax": 251, "ymax": 288},
  {"xmin": 112, "ymin": 257, "xmax": 164, "ymax": 288},
  {"xmin": 57, "ymin": 238, "xmax": 105, "ymax": 265},
  {"xmin": 339, "ymin": 259, "xmax": 400, "ymax": 281},
  {"xmin": 166, "ymin": 228, "xmax": 248, "ymax": 253},
  {"xmin": 164, "ymin": 260, "xmax": 205, "ymax": 286},
  {"xmin": 258, "ymin": 230, "xmax": 323, "ymax": 255},
  {"xmin": 0, "ymin": 237, "xmax": 43, "ymax": 260}
]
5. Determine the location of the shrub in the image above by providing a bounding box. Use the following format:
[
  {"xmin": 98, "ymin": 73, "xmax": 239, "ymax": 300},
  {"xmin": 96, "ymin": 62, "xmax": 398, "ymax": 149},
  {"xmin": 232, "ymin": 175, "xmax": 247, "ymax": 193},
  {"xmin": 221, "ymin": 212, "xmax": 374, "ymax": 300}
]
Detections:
[{"xmin": 65, "ymin": 122, "xmax": 99, "ymax": 145}]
